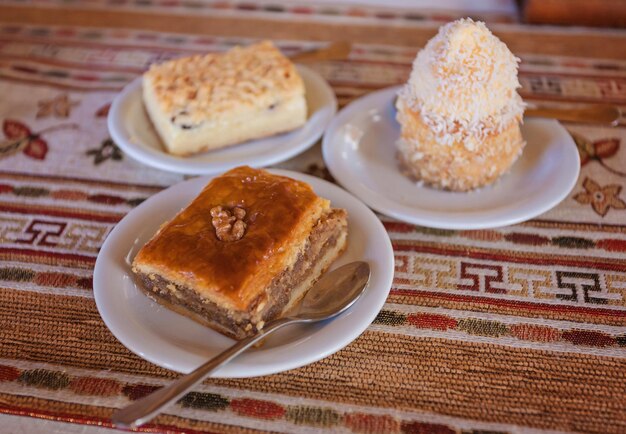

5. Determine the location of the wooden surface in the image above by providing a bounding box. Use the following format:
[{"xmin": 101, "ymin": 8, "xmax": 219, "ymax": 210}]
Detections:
[
  {"xmin": 1, "ymin": 4, "xmax": 626, "ymax": 59},
  {"xmin": 524, "ymin": 0, "xmax": 626, "ymax": 28}
]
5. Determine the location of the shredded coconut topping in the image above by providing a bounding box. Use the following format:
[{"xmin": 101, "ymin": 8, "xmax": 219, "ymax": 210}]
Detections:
[{"xmin": 398, "ymin": 18, "xmax": 525, "ymax": 150}]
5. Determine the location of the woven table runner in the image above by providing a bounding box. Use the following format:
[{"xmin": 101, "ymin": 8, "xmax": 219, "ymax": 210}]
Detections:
[{"xmin": 0, "ymin": 20, "xmax": 625, "ymax": 434}]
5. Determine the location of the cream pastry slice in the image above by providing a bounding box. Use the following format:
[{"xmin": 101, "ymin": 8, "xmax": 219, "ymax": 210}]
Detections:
[{"xmin": 143, "ymin": 41, "xmax": 307, "ymax": 156}]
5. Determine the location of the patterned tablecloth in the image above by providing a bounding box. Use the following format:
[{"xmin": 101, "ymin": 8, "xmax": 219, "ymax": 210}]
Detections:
[{"xmin": 0, "ymin": 8, "xmax": 625, "ymax": 434}]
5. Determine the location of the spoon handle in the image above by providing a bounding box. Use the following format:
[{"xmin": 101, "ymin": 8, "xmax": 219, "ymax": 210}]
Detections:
[
  {"xmin": 290, "ymin": 41, "xmax": 351, "ymax": 63},
  {"xmin": 525, "ymin": 105, "xmax": 622, "ymax": 126},
  {"xmin": 111, "ymin": 316, "xmax": 295, "ymax": 429}
]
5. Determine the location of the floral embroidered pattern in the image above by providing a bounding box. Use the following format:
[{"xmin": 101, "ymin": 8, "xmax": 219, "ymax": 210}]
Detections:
[
  {"xmin": 86, "ymin": 138, "xmax": 123, "ymax": 165},
  {"xmin": 95, "ymin": 102, "xmax": 111, "ymax": 118},
  {"xmin": 0, "ymin": 119, "xmax": 78, "ymax": 160},
  {"xmin": 572, "ymin": 132, "xmax": 625, "ymax": 177},
  {"xmin": 37, "ymin": 94, "xmax": 79, "ymax": 118},
  {"xmin": 574, "ymin": 177, "xmax": 626, "ymax": 217}
]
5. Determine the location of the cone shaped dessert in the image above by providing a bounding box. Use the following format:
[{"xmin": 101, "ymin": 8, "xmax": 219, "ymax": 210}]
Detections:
[{"xmin": 396, "ymin": 18, "xmax": 525, "ymax": 191}]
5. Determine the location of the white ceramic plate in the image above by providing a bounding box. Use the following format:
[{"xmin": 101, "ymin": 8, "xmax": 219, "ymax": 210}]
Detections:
[
  {"xmin": 108, "ymin": 65, "xmax": 337, "ymax": 174},
  {"xmin": 322, "ymin": 86, "xmax": 580, "ymax": 230},
  {"xmin": 93, "ymin": 170, "xmax": 394, "ymax": 376}
]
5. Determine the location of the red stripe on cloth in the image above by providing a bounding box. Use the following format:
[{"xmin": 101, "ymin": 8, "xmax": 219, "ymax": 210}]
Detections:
[
  {"xmin": 0, "ymin": 402, "xmax": 219, "ymax": 434},
  {"xmin": 520, "ymin": 70, "xmax": 626, "ymax": 81},
  {"xmin": 561, "ymin": 330, "xmax": 616, "ymax": 347},
  {"xmin": 407, "ymin": 313, "xmax": 457, "ymax": 331},
  {"xmin": 0, "ymin": 248, "xmax": 96, "ymax": 264},
  {"xmin": 597, "ymin": 239, "xmax": 626, "ymax": 252},
  {"xmin": 0, "ymin": 170, "xmax": 165, "ymax": 190},
  {"xmin": 0, "ymin": 35, "xmax": 212, "ymax": 56},
  {"xmin": 391, "ymin": 289, "xmax": 626, "ymax": 318},
  {"xmin": 0, "ymin": 203, "xmax": 122, "ymax": 223},
  {"xmin": 230, "ymin": 398, "xmax": 286, "ymax": 420}
]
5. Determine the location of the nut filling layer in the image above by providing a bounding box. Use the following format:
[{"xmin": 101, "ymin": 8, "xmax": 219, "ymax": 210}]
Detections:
[{"xmin": 134, "ymin": 209, "xmax": 347, "ymax": 339}]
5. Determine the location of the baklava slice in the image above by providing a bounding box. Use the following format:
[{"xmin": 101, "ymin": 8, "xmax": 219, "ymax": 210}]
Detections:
[
  {"xmin": 143, "ymin": 41, "xmax": 307, "ymax": 156},
  {"xmin": 132, "ymin": 166, "xmax": 348, "ymax": 340}
]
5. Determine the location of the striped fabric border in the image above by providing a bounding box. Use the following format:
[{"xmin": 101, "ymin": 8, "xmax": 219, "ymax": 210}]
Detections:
[{"xmin": 0, "ymin": 358, "xmax": 599, "ymax": 434}]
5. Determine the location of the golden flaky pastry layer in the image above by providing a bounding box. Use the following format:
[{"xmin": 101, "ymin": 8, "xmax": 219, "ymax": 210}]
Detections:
[{"xmin": 132, "ymin": 166, "xmax": 334, "ymax": 313}]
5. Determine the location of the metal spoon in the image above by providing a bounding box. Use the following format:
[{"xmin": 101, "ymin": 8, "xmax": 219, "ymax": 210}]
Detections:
[
  {"xmin": 112, "ymin": 261, "xmax": 371, "ymax": 429},
  {"xmin": 392, "ymin": 96, "xmax": 621, "ymax": 126},
  {"xmin": 290, "ymin": 41, "xmax": 351, "ymax": 63},
  {"xmin": 525, "ymin": 105, "xmax": 622, "ymax": 126}
]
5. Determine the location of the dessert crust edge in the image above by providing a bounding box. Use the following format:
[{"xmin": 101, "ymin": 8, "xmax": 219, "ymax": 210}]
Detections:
[{"xmin": 131, "ymin": 209, "xmax": 348, "ymax": 340}]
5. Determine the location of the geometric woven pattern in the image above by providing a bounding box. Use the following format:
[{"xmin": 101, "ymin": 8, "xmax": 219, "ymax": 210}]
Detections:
[{"xmin": 0, "ymin": 12, "xmax": 625, "ymax": 434}]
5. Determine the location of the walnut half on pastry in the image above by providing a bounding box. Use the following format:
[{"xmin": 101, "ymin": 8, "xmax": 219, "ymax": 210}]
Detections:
[{"xmin": 142, "ymin": 41, "xmax": 307, "ymax": 156}]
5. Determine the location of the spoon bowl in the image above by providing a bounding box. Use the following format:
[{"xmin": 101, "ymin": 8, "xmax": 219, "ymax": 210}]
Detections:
[{"xmin": 297, "ymin": 261, "xmax": 371, "ymax": 321}]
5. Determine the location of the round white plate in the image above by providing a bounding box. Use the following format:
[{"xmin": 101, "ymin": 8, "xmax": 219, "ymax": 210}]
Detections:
[
  {"xmin": 93, "ymin": 170, "xmax": 394, "ymax": 376},
  {"xmin": 322, "ymin": 86, "xmax": 580, "ymax": 230},
  {"xmin": 108, "ymin": 65, "xmax": 337, "ymax": 175}
]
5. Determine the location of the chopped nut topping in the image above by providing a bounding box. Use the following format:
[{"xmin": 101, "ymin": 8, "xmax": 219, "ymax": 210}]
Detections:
[
  {"xmin": 211, "ymin": 205, "xmax": 247, "ymax": 242},
  {"xmin": 233, "ymin": 206, "xmax": 246, "ymax": 219},
  {"xmin": 144, "ymin": 41, "xmax": 304, "ymax": 125}
]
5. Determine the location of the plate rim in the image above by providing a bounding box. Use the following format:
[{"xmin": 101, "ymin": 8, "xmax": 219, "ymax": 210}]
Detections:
[
  {"xmin": 93, "ymin": 169, "xmax": 394, "ymax": 376},
  {"xmin": 107, "ymin": 65, "xmax": 337, "ymax": 175},
  {"xmin": 322, "ymin": 85, "xmax": 581, "ymax": 230}
]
